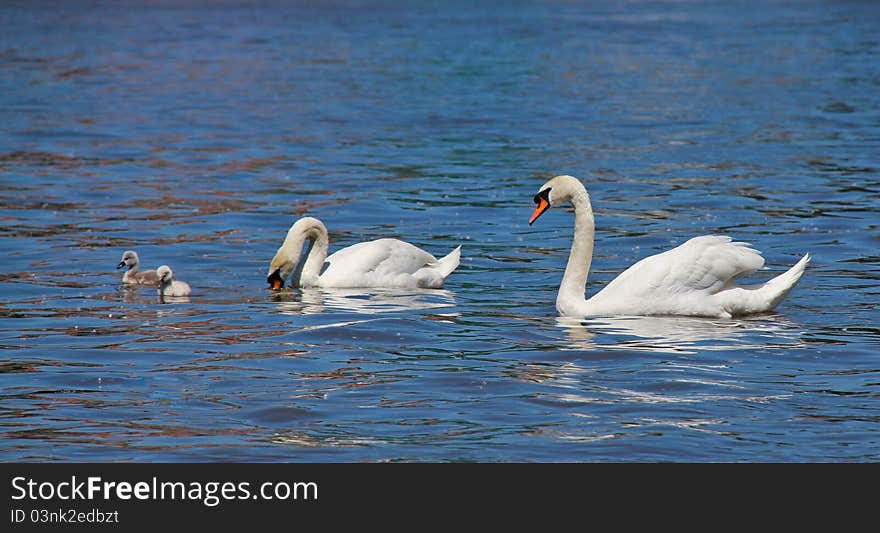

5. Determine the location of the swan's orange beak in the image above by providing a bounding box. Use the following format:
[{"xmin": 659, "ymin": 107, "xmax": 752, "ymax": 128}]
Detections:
[
  {"xmin": 529, "ymin": 197, "xmax": 550, "ymax": 225},
  {"xmin": 267, "ymin": 269, "xmax": 284, "ymax": 290}
]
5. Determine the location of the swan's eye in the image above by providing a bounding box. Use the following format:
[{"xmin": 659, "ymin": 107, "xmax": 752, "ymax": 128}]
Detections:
[{"xmin": 533, "ymin": 188, "xmax": 551, "ymax": 205}]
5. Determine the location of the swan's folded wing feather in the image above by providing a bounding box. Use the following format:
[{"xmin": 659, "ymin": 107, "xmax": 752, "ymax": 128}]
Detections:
[
  {"xmin": 322, "ymin": 238, "xmax": 437, "ymax": 282},
  {"xmin": 595, "ymin": 235, "xmax": 765, "ymax": 298}
]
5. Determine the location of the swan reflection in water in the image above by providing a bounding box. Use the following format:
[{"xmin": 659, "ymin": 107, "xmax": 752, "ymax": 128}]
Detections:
[
  {"xmin": 556, "ymin": 315, "xmax": 805, "ymax": 354},
  {"xmin": 158, "ymin": 294, "xmax": 192, "ymax": 304},
  {"xmin": 272, "ymin": 287, "xmax": 457, "ymax": 316}
]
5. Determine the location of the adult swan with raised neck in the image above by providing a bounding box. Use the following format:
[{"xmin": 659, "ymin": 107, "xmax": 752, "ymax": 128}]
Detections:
[
  {"xmin": 267, "ymin": 217, "xmax": 461, "ymax": 290},
  {"xmin": 529, "ymin": 175, "xmax": 810, "ymax": 318}
]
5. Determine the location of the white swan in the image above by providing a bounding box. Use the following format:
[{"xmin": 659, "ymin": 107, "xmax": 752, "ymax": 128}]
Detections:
[
  {"xmin": 117, "ymin": 250, "xmax": 159, "ymax": 285},
  {"xmin": 529, "ymin": 175, "xmax": 810, "ymax": 318},
  {"xmin": 267, "ymin": 217, "xmax": 461, "ymax": 290},
  {"xmin": 156, "ymin": 265, "xmax": 192, "ymax": 297}
]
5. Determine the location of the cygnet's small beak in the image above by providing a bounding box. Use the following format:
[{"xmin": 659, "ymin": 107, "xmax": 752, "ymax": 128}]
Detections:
[
  {"xmin": 267, "ymin": 269, "xmax": 284, "ymax": 290},
  {"xmin": 116, "ymin": 261, "xmax": 126, "ymax": 270}
]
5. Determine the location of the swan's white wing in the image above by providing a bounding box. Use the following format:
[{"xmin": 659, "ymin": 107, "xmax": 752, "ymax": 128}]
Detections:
[
  {"xmin": 593, "ymin": 235, "xmax": 764, "ymax": 300},
  {"xmin": 319, "ymin": 238, "xmax": 438, "ymax": 287}
]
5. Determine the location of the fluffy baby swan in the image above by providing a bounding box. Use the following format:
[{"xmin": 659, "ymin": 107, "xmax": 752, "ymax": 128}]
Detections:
[
  {"xmin": 156, "ymin": 265, "xmax": 192, "ymax": 297},
  {"xmin": 117, "ymin": 250, "xmax": 159, "ymax": 285}
]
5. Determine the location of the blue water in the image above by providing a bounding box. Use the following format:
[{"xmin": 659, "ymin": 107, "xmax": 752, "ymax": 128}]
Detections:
[{"xmin": 1, "ymin": 0, "xmax": 878, "ymax": 462}]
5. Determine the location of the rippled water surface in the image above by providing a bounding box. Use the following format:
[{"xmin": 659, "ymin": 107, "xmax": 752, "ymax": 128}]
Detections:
[{"xmin": 2, "ymin": 1, "xmax": 879, "ymax": 461}]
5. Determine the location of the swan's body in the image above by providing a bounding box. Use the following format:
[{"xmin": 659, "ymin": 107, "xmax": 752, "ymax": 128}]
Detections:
[
  {"xmin": 117, "ymin": 250, "xmax": 159, "ymax": 285},
  {"xmin": 156, "ymin": 265, "xmax": 191, "ymax": 297},
  {"xmin": 267, "ymin": 217, "xmax": 461, "ymax": 290},
  {"xmin": 530, "ymin": 175, "xmax": 810, "ymax": 318}
]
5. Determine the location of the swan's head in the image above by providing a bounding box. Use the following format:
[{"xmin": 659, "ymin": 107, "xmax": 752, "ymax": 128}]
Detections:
[
  {"xmin": 267, "ymin": 216, "xmax": 326, "ymax": 290},
  {"xmin": 156, "ymin": 265, "xmax": 173, "ymax": 284},
  {"xmin": 529, "ymin": 175, "xmax": 587, "ymax": 225},
  {"xmin": 117, "ymin": 250, "xmax": 139, "ymax": 270}
]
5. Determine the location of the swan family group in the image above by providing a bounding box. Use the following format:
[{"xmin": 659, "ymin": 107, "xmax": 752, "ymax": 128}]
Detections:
[{"xmin": 118, "ymin": 175, "xmax": 810, "ymax": 318}]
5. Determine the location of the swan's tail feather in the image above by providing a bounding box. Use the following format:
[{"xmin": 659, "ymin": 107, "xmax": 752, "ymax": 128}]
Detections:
[
  {"xmin": 413, "ymin": 245, "xmax": 461, "ymax": 288},
  {"xmin": 434, "ymin": 245, "xmax": 462, "ymax": 279},
  {"xmin": 761, "ymin": 253, "xmax": 810, "ymax": 310},
  {"xmin": 720, "ymin": 253, "xmax": 809, "ymax": 316}
]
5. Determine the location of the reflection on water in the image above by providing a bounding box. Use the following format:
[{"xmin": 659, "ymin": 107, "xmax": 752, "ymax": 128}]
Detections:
[
  {"xmin": 159, "ymin": 295, "xmax": 192, "ymax": 305},
  {"xmin": 556, "ymin": 315, "xmax": 806, "ymax": 354},
  {"xmin": 272, "ymin": 288, "xmax": 457, "ymax": 315},
  {"xmin": 272, "ymin": 431, "xmax": 383, "ymax": 449}
]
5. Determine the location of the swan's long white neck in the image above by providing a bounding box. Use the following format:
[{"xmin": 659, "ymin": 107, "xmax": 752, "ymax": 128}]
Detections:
[
  {"xmin": 298, "ymin": 224, "xmax": 329, "ymax": 285},
  {"xmin": 556, "ymin": 186, "xmax": 595, "ymax": 315},
  {"xmin": 274, "ymin": 218, "xmax": 330, "ymax": 287}
]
